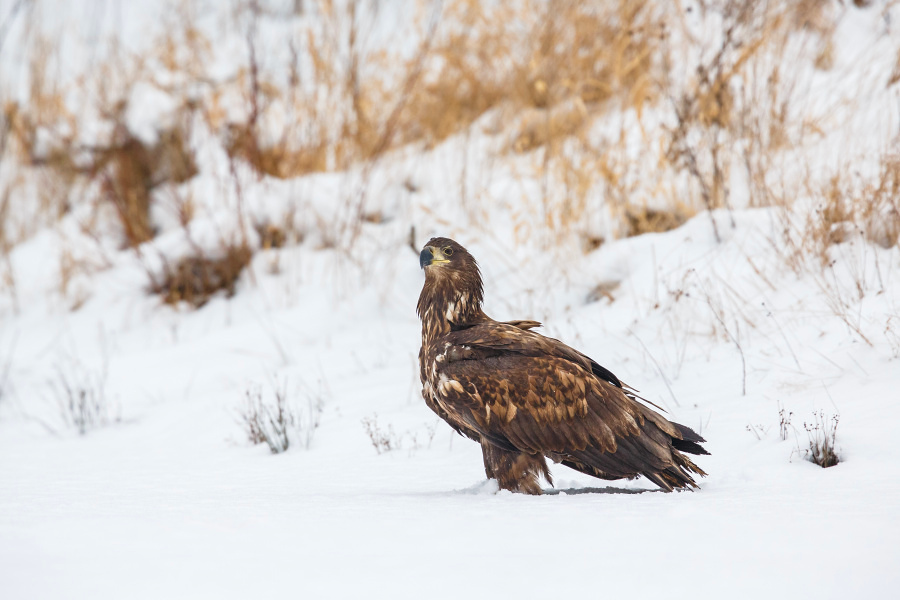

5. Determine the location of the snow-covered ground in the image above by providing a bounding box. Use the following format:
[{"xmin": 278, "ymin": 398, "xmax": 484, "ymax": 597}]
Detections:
[
  {"xmin": 2, "ymin": 1, "xmax": 900, "ymax": 598},
  {"xmin": 4, "ymin": 208, "xmax": 899, "ymax": 598}
]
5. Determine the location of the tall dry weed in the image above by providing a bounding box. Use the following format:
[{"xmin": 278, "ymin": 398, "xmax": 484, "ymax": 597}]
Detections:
[{"xmin": 1, "ymin": 0, "xmax": 898, "ymax": 310}]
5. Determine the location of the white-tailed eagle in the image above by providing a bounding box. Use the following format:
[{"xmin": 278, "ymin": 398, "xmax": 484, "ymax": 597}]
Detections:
[{"xmin": 417, "ymin": 237, "xmax": 708, "ymax": 494}]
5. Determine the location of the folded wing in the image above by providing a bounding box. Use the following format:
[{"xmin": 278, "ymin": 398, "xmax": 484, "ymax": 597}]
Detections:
[{"xmin": 432, "ymin": 322, "xmax": 708, "ymax": 491}]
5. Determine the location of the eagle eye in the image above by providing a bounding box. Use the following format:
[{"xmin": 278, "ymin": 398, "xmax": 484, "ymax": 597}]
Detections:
[{"xmin": 443, "ymin": 246, "xmax": 454, "ymax": 257}]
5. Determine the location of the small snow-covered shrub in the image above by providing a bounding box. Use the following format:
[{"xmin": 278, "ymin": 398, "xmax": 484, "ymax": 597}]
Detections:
[
  {"xmin": 50, "ymin": 357, "xmax": 116, "ymax": 435},
  {"xmin": 361, "ymin": 414, "xmax": 402, "ymax": 455},
  {"xmin": 746, "ymin": 423, "xmax": 770, "ymax": 440},
  {"xmin": 239, "ymin": 378, "xmax": 324, "ymax": 454},
  {"xmin": 746, "ymin": 405, "xmax": 795, "ymax": 443},
  {"xmin": 779, "ymin": 405, "xmax": 793, "ymax": 441},
  {"xmin": 240, "ymin": 385, "xmax": 294, "ymax": 454},
  {"xmin": 804, "ymin": 411, "xmax": 840, "ymax": 468},
  {"xmin": 152, "ymin": 243, "xmax": 253, "ymax": 308},
  {"xmin": 361, "ymin": 414, "xmax": 438, "ymax": 455}
]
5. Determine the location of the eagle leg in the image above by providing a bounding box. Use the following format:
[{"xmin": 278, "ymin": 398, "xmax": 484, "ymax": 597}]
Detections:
[{"xmin": 481, "ymin": 442, "xmax": 551, "ymax": 495}]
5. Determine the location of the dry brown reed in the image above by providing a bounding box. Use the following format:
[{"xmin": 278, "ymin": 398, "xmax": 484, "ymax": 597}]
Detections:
[
  {"xmin": 625, "ymin": 205, "xmax": 692, "ymax": 237},
  {"xmin": 1, "ymin": 0, "xmax": 897, "ymax": 311},
  {"xmin": 800, "ymin": 154, "xmax": 900, "ymax": 266},
  {"xmin": 152, "ymin": 243, "xmax": 253, "ymax": 308}
]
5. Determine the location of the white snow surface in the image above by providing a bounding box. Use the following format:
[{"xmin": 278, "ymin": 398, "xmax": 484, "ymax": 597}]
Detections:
[{"xmin": 2, "ymin": 1, "xmax": 900, "ymax": 599}]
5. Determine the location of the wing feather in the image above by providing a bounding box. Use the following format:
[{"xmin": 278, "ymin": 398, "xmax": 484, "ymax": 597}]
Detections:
[{"xmin": 429, "ymin": 321, "xmax": 706, "ymax": 489}]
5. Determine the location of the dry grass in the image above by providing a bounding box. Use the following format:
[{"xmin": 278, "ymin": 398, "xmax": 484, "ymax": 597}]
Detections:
[
  {"xmin": 804, "ymin": 411, "xmax": 840, "ymax": 468},
  {"xmin": 404, "ymin": 0, "xmax": 663, "ymax": 148},
  {"xmin": 662, "ymin": 0, "xmax": 812, "ymax": 235},
  {"xmin": 885, "ymin": 315, "xmax": 900, "ymax": 359},
  {"xmin": 152, "ymin": 243, "xmax": 253, "ymax": 308},
  {"xmin": 238, "ymin": 377, "xmax": 325, "ymax": 454},
  {"xmin": 1, "ymin": 0, "xmax": 898, "ymax": 312},
  {"xmin": 624, "ymin": 205, "xmax": 693, "ymax": 237},
  {"xmin": 361, "ymin": 413, "xmax": 402, "ymax": 454},
  {"xmin": 240, "ymin": 384, "xmax": 295, "ymax": 454},
  {"xmin": 361, "ymin": 413, "xmax": 438, "ymax": 455},
  {"xmin": 94, "ymin": 118, "xmax": 198, "ymax": 248},
  {"xmin": 2, "ymin": 36, "xmax": 79, "ymax": 244},
  {"xmin": 863, "ymin": 154, "xmax": 900, "ymax": 250},
  {"xmin": 4, "ymin": 50, "xmax": 199, "ymax": 250},
  {"xmin": 797, "ymin": 154, "xmax": 900, "ymax": 268},
  {"xmin": 889, "ymin": 48, "xmax": 900, "ymax": 87},
  {"xmin": 226, "ymin": 123, "xmax": 328, "ymax": 179},
  {"xmin": 253, "ymin": 220, "xmax": 289, "ymax": 250},
  {"xmin": 216, "ymin": 0, "xmax": 665, "ymax": 181},
  {"xmin": 779, "ymin": 405, "xmax": 793, "ymax": 441},
  {"xmin": 0, "ymin": 188, "xmax": 16, "ymax": 308},
  {"xmin": 50, "ymin": 354, "xmax": 116, "ymax": 436}
]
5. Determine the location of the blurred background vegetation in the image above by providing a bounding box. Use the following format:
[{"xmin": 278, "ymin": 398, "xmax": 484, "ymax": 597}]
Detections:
[{"xmin": 1, "ymin": 0, "xmax": 898, "ymax": 309}]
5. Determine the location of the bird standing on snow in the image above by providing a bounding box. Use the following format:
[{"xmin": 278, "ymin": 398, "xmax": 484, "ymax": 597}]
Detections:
[{"xmin": 417, "ymin": 237, "xmax": 708, "ymax": 494}]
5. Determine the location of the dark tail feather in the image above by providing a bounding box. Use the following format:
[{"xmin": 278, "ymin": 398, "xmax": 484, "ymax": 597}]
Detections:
[
  {"xmin": 672, "ymin": 438, "xmax": 709, "ymax": 455},
  {"xmin": 672, "ymin": 422, "xmax": 710, "ymax": 455},
  {"xmin": 648, "ymin": 453, "xmax": 708, "ymax": 492}
]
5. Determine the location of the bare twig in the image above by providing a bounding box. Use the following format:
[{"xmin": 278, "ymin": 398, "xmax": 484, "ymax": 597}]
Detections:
[{"xmin": 628, "ymin": 329, "xmax": 679, "ymax": 407}]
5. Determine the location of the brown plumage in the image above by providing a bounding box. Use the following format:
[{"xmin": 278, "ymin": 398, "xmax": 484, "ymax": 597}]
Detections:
[{"xmin": 417, "ymin": 237, "xmax": 708, "ymax": 494}]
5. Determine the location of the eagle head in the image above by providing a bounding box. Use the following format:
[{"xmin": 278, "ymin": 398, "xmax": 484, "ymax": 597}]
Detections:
[
  {"xmin": 417, "ymin": 237, "xmax": 485, "ymax": 326},
  {"xmin": 419, "ymin": 237, "xmax": 475, "ymax": 271}
]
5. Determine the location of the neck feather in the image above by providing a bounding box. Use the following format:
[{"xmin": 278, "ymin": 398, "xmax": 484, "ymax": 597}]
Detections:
[{"xmin": 417, "ymin": 273, "xmax": 486, "ymax": 344}]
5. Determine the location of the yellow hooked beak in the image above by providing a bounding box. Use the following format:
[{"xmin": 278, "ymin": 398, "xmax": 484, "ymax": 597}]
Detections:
[{"xmin": 420, "ymin": 246, "xmax": 451, "ymax": 268}]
